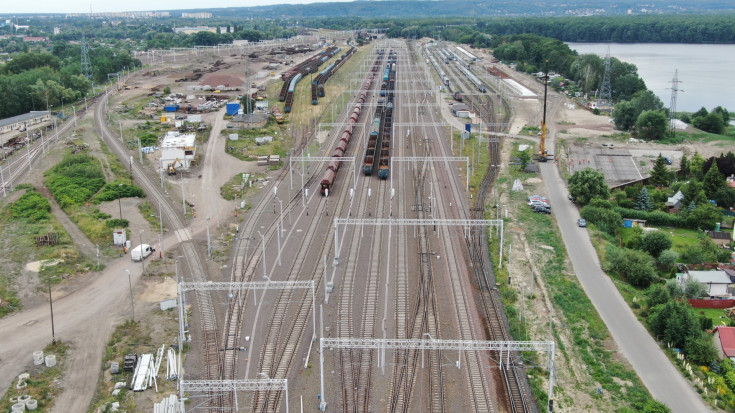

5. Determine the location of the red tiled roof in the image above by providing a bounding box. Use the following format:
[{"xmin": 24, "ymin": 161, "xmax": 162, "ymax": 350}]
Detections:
[{"xmin": 716, "ymin": 326, "xmax": 735, "ymax": 357}]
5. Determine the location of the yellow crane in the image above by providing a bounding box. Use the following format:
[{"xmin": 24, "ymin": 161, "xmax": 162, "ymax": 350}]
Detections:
[{"xmin": 537, "ymin": 60, "xmax": 551, "ymax": 162}]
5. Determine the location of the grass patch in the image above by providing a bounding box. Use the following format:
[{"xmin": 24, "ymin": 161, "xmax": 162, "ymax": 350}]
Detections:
[
  {"xmin": 0, "ymin": 341, "xmax": 71, "ymax": 412},
  {"xmin": 220, "ymin": 172, "xmax": 262, "ymax": 201},
  {"xmin": 492, "ymin": 186, "xmax": 655, "ymax": 411},
  {"xmin": 138, "ymin": 200, "xmax": 163, "ymax": 232},
  {"xmin": 223, "ymin": 117, "xmax": 289, "ymax": 161}
]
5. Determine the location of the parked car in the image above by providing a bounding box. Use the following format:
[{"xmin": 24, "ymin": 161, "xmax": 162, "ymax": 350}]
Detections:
[
  {"xmin": 578, "ymin": 219, "xmax": 587, "ymax": 227},
  {"xmin": 131, "ymin": 244, "xmax": 155, "ymax": 262}
]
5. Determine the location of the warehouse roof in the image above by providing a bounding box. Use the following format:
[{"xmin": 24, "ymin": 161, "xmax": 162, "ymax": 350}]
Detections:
[{"xmin": 0, "ymin": 111, "xmax": 50, "ymax": 128}]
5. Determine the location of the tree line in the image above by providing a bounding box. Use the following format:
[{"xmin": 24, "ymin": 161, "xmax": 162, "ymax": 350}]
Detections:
[{"xmin": 0, "ymin": 44, "xmax": 139, "ymax": 119}]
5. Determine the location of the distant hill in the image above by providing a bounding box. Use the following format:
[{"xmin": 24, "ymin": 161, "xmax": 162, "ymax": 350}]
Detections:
[{"xmin": 177, "ymin": 0, "xmax": 735, "ymax": 19}]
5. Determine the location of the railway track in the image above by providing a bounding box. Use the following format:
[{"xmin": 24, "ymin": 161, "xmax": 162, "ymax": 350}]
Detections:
[
  {"xmin": 383, "ymin": 46, "xmax": 446, "ymax": 413},
  {"xmin": 93, "ymin": 87, "xmax": 223, "ymax": 407},
  {"xmin": 212, "ymin": 46, "xmax": 383, "ymax": 412},
  {"xmin": 427, "ymin": 45, "xmax": 537, "ymax": 413}
]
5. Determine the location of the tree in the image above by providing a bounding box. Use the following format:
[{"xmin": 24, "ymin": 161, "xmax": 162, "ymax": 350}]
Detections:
[
  {"xmin": 693, "ymin": 107, "xmax": 709, "ymax": 118},
  {"xmin": 613, "ymin": 100, "xmax": 637, "ymax": 131},
  {"xmin": 679, "ymin": 154, "xmax": 690, "ymax": 177},
  {"xmin": 684, "ymin": 332, "xmax": 718, "ymax": 365},
  {"xmin": 636, "ymin": 110, "xmax": 668, "ymax": 140},
  {"xmin": 606, "ymin": 246, "xmax": 658, "ymax": 288},
  {"xmin": 635, "ymin": 187, "xmax": 654, "ymax": 211},
  {"xmin": 665, "ymin": 278, "xmax": 683, "ymax": 299},
  {"xmin": 693, "ymin": 112, "xmax": 725, "ymax": 134},
  {"xmin": 641, "ymin": 230, "xmax": 673, "ymax": 258},
  {"xmin": 689, "ymin": 152, "xmax": 706, "ymax": 180},
  {"xmin": 517, "ymin": 149, "xmax": 531, "ymax": 170},
  {"xmin": 631, "ymin": 90, "xmax": 665, "ymax": 114},
  {"xmin": 649, "ymin": 154, "xmax": 671, "ymax": 187},
  {"xmin": 713, "ymin": 187, "xmax": 735, "ymax": 209},
  {"xmin": 648, "ymin": 300, "xmax": 699, "ymax": 348},
  {"xmin": 568, "ymin": 167, "xmax": 610, "ymax": 206},
  {"xmin": 702, "ymin": 162, "xmax": 726, "ymax": 199},
  {"xmin": 657, "ymin": 249, "xmax": 678, "ymax": 271},
  {"xmin": 681, "ymin": 180, "xmax": 707, "ymax": 206},
  {"xmin": 682, "ymin": 278, "xmax": 708, "ymax": 299},
  {"xmin": 685, "ymin": 202, "xmax": 720, "ymax": 230},
  {"xmin": 647, "ymin": 284, "xmax": 671, "ymax": 308},
  {"xmin": 713, "ymin": 106, "xmax": 731, "ymax": 124}
]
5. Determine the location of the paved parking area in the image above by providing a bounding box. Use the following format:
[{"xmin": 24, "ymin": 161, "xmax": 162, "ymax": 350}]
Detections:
[{"xmin": 569, "ymin": 145, "xmax": 682, "ymax": 186}]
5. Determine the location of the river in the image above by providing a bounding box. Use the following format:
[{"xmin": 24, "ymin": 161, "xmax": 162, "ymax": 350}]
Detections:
[{"xmin": 566, "ymin": 43, "xmax": 735, "ymax": 113}]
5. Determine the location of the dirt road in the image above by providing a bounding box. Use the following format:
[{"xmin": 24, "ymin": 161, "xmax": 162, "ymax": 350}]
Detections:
[{"xmin": 0, "ymin": 255, "xmax": 142, "ymax": 412}]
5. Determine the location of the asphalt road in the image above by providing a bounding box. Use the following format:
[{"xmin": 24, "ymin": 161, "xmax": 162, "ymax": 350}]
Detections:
[{"xmin": 538, "ymin": 161, "xmax": 709, "ymax": 412}]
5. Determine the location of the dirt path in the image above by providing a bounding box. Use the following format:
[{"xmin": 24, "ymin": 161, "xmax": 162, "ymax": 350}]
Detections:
[
  {"xmin": 37, "ymin": 186, "xmax": 97, "ymax": 259},
  {"xmin": 188, "ymin": 106, "xmax": 259, "ymax": 239}
]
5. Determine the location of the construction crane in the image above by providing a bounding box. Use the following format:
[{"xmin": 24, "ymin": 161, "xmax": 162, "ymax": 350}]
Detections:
[{"xmin": 537, "ymin": 60, "xmax": 551, "ymax": 162}]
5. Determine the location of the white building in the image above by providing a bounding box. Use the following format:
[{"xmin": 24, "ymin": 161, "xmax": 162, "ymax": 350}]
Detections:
[
  {"xmin": 686, "ymin": 270, "xmax": 732, "ymax": 297},
  {"xmin": 181, "ymin": 12, "xmax": 212, "ymax": 18},
  {"xmin": 160, "ymin": 131, "xmax": 197, "ymax": 171},
  {"xmin": 0, "ymin": 111, "xmax": 50, "ymax": 135}
]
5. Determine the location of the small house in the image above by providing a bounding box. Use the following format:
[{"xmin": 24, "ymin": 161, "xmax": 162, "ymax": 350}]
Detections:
[
  {"xmin": 623, "ymin": 218, "xmax": 647, "ymax": 228},
  {"xmin": 713, "ymin": 326, "xmax": 735, "ymax": 361},
  {"xmin": 686, "ymin": 270, "xmax": 732, "ymax": 297},
  {"xmin": 666, "ymin": 191, "xmax": 685, "ymax": 211},
  {"xmin": 160, "ymin": 131, "xmax": 197, "ymax": 171},
  {"xmin": 452, "ymin": 103, "xmax": 470, "ymax": 118}
]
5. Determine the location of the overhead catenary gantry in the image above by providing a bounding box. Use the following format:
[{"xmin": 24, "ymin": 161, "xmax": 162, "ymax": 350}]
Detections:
[
  {"xmin": 180, "ymin": 379, "xmax": 289, "ymax": 413},
  {"xmin": 176, "ymin": 281, "xmax": 316, "ymax": 413},
  {"xmin": 318, "ymin": 338, "xmax": 554, "ymax": 412}
]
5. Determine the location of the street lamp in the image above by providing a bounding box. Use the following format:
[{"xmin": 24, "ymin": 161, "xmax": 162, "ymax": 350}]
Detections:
[
  {"xmin": 126, "ymin": 269, "xmax": 135, "ymax": 322},
  {"xmin": 47, "ymin": 277, "xmax": 56, "ymax": 345},
  {"xmin": 206, "ymin": 217, "xmax": 211, "ymax": 258},
  {"xmin": 117, "ymin": 184, "xmax": 123, "ymax": 221},
  {"xmin": 139, "ymin": 230, "xmax": 145, "ymax": 273}
]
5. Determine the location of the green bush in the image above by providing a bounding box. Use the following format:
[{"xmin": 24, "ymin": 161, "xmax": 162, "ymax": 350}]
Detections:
[
  {"xmin": 580, "ymin": 205, "xmax": 622, "ymax": 235},
  {"xmin": 10, "ymin": 189, "xmax": 51, "ymax": 222},
  {"xmin": 94, "ymin": 182, "xmax": 145, "ymax": 203},
  {"xmin": 106, "ymin": 219, "xmax": 129, "ymax": 228},
  {"xmin": 44, "ymin": 153, "xmax": 106, "ymax": 208},
  {"xmin": 613, "ymin": 206, "xmax": 687, "ymax": 228},
  {"xmin": 605, "ymin": 245, "xmax": 657, "ymax": 288},
  {"xmin": 640, "ymin": 231, "xmax": 672, "ymax": 258},
  {"xmin": 137, "ymin": 132, "xmax": 159, "ymax": 147}
]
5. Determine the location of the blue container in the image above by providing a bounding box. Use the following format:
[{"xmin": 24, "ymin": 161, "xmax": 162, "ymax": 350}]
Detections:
[
  {"xmin": 226, "ymin": 102, "xmax": 240, "ymax": 116},
  {"xmin": 164, "ymin": 105, "xmax": 179, "ymax": 112}
]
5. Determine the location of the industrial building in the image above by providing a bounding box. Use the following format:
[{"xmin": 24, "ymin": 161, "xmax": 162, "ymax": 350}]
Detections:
[
  {"xmin": 160, "ymin": 131, "xmax": 197, "ymax": 171},
  {"xmin": 0, "ymin": 111, "xmax": 51, "ymax": 135}
]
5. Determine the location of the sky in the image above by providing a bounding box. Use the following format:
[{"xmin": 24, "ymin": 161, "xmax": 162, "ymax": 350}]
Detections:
[{"xmin": 4, "ymin": 0, "xmax": 349, "ymax": 14}]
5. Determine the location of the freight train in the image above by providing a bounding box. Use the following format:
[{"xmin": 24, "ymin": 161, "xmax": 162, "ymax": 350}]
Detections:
[
  {"xmin": 378, "ymin": 52, "xmax": 396, "ymax": 179},
  {"xmin": 320, "ymin": 75, "xmax": 373, "ymax": 195},
  {"xmin": 311, "ymin": 47, "xmax": 356, "ymax": 105},
  {"xmin": 279, "ymin": 47, "xmax": 340, "ymax": 113}
]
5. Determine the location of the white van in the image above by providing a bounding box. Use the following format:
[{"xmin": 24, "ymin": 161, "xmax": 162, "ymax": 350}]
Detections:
[{"xmin": 131, "ymin": 244, "xmax": 155, "ymax": 262}]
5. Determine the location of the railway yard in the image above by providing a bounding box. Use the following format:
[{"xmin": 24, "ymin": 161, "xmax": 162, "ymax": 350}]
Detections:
[{"xmin": 1, "ymin": 30, "xmax": 719, "ymax": 413}]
